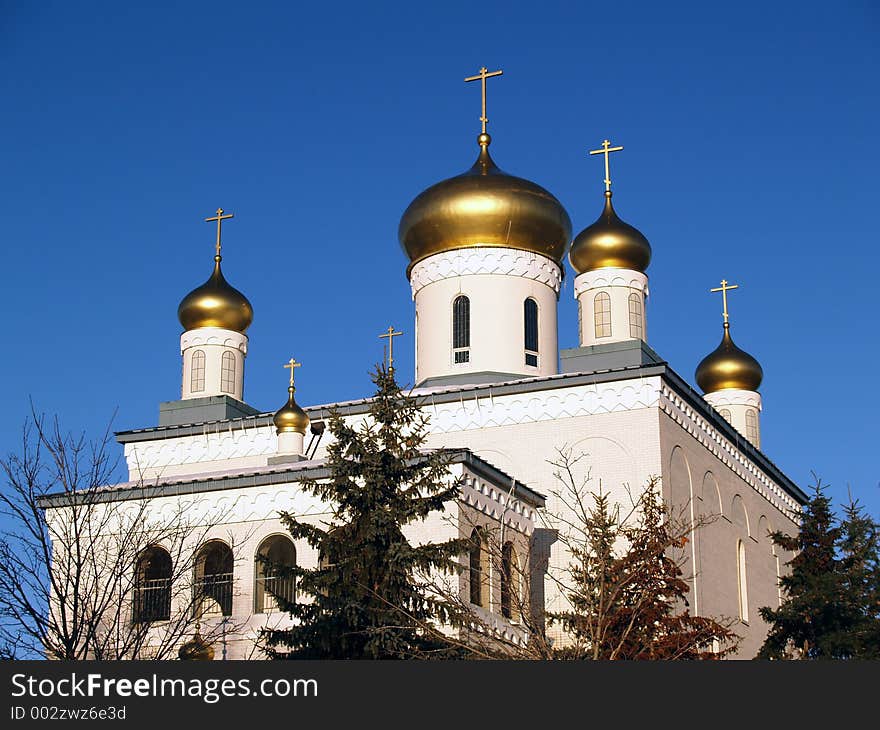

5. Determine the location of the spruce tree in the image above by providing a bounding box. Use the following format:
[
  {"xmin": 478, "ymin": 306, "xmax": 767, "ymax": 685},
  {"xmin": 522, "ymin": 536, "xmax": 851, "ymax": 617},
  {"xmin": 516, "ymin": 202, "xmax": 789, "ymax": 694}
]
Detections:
[
  {"xmin": 757, "ymin": 483, "xmax": 852, "ymax": 659},
  {"xmin": 262, "ymin": 365, "xmax": 467, "ymax": 659},
  {"xmin": 837, "ymin": 497, "xmax": 880, "ymax": 658}
]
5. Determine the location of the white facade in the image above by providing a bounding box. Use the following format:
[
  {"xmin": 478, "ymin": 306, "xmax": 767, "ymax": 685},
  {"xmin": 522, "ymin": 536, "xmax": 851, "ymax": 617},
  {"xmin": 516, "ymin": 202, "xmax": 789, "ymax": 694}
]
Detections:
[
  {"xmin": 117, "ymin": 364, "xmax": 802, "ymax": 658},
  {"xmin": 574, "ymin": 268, "xmax": 648, "ymax": 347},
  {"xmin": 410, "ymin": 247, "xmax": 562, "ymax": 383},
  {"xmin": 180, "ymin": 326, "xmax": 248, "ymax": 401}
]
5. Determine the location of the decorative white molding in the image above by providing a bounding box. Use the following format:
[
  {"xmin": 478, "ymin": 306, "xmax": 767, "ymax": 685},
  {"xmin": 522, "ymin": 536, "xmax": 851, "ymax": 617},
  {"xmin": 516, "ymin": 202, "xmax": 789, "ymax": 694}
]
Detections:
[
  {"xmin": 124, "ymin": 424, "xmax": 277, "ymax": 479},
  {"xmin": 125, "ymin": 380, "xmax": 661, "ymax": 477},
  {"xmin": 422, "ymin": 378, "xmax": 661, "ymax": 435},
  {"xmin": 180, "ymin": 327, "xmax": 248, "ymax": 355},
  {"xmin": 573, "ymin": 268, "xmax": 649, "ymax": 298},
  {"xmin": 409, "ymin": 248, "xmax": 563, "ymax": 298},
  {"xmin": 459, "ymin": 473, "xmax": 535, "ymax": 535},
  {"xmin": 704, "ymin": 389, "xmax": 762, "ymax": 410},
  {"xmin": 660, "ymin": 385, "xmax": 798, "ymax": 519}
]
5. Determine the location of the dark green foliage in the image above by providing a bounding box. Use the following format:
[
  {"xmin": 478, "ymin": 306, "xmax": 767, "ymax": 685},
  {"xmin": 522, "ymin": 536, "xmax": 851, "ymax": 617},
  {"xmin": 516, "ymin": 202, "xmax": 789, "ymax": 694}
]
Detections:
[
  {"xmin": 262, "ymin": 365, "xmax": 468, "ymax": 659},
  {"xmin": 839, "ymin": 497, "xmax": 880, "ymax": 658},
  {"xmin": 758, "ymin": 482, "xmax": 880, "ymax": 659}
]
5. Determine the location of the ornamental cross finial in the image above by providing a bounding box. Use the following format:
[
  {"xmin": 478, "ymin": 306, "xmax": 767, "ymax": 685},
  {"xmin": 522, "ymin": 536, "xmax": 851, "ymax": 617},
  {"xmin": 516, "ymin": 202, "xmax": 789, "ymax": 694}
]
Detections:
[
  {"xmin": 464, "ymin": 66, "xmax": 503, "ymax": 136},
  {"xmin": 378, "ymin": 326, "xmax": 403, "ymax": 371},
  {"xmin": 589, "ymin": 139, "xmax": 625, "ymax": 193},
  {"xmin": 710, "ymin": 279, "xmax": 740, "ymax": 325},
  {"xmin": 205, "ymin": 208, "xmax": 234, "ymax": 259},
  {"xmin": 283, "ymin": 357, "xmax": 302, "ymax": 387}
]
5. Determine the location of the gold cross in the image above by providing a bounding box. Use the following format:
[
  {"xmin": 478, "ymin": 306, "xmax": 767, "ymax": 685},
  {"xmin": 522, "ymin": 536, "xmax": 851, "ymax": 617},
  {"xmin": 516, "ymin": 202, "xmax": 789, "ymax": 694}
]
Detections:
[
  {"xmin": 378, "ymin": 326, "xmax": 403, "ymax": 371},
  {"xmin": 205, "ymin": 208, "xmax": 234, "ymax": 258},
  {"xmin": 710, "ymin": 279, "xmax": 740, "ymax": 325},
  {"xmin": 283, "ymin": 357, "xmax": 302, "ymax": 387},
  {"xmin": 464, "ymin": 66, "xmax": 503, "ymax": 135},
  {"xmin": 589, "ymin": 139, "xmax": 624, "ymax": 193}
]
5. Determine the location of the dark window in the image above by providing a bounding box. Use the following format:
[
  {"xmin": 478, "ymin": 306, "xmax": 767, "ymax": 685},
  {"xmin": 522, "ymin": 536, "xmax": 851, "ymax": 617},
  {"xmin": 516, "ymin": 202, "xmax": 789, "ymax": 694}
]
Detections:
[
  {"xmin": 133, "ymin": 546, "xmax": 172, "ymax": 623},
  {"xmin": 524, "ymin": 298, "xmax": 538, "ymax": 366},
  {"xmin": 501, "ymin": 542, "xmax": 515, "ymax": 619},
  {"xmin": 469, "ymin": 528, "xmax": 483, "ymax": 606},
  {"xmin": 195, "ymin": 541, "xmax": 234, "ymax": 617},
  {"xmin": 255, "ymin": 535, "xmax": 297, "ymax": 614},
  {"xmin": 453, "ymin": 295, "xmax": 470, "ymax": 364}
]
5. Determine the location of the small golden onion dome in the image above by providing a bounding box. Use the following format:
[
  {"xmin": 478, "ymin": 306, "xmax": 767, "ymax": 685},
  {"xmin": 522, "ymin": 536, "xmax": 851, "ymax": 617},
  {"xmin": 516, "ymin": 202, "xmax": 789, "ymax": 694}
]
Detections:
[
  {"xmin": 695, "ymin": 323, "xmax": 764, "ymax": 393},
  {"xmin": 178, "ymin": 627, "xmax": 215, "ymax": 661},
  {"xmin": 273, "ymin": 386, "xmax": 309, "ymax": 435},
  {"xmin": 398, "ymin": 134, "xmax": 572, "ymax": 270},
  {"xmin": 569, "ymin": 191, "xmax": 652, "ymax": 274},
  {"xmin": 178, "ymin": 256, "xmax": 254, "ymax": 333}
]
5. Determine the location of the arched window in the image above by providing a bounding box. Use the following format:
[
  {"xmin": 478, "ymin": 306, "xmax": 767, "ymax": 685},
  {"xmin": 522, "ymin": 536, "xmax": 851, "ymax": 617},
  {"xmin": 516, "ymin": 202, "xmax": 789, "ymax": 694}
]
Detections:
[
  {"xmin": 452, "ymin": 295, "xmax": 470, "ymax": 364},
  {"xmin": 628, "ymin": 292, "xmax": 643, "ymax": 339},
  {"xmin": 220, "ymin": 352, "xmax": 236, "ymax": 394},
  {"xmin": 594, "ymin": 292, "xmax": 612, "ymax": 338},
  {"xmin": 469, "ymin": 528, "xmax": 489, "ymax": 607},
  {"xmin": 745, "ymin": 408, "xmax": 759, "ymax": 447},
  {"xmin": 524, "ymin": 298, "xmax": 539, "ymax": 367},
  {"xmin": 718, "ymin": 408, "xmax": 732, "ymax": 422},
  {"xmin": 500, "ymin": 542, "xmax": 519, "ymax": 620},
  {"xmin": 191, "ymin": 350, "xmax": 206, "ymax": 393},
  {"xmin": 737, "ymin": 539, "xmax": 749, "ymax": 623},
  {"xmin": 133, "ymin": 546, "xmax": 172, "ymax": 623},
  {"xmin": 195, "ymin": 541, "xmax": 234, "ymax": 617},
  {"xmin": 255, "ymin": 535, "xmax": 296, "ymax": 614}
]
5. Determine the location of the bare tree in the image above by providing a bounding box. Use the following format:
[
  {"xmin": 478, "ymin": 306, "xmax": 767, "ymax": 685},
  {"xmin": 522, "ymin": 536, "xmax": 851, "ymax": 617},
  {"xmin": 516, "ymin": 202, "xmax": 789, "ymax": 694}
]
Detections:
[
  {"xmin": 0, "ymin": 412, "xmax": 248, "ymax": 660},
  {"xmin": 545, "ymin": 448, "xmax": 740, "ymax": 659}
]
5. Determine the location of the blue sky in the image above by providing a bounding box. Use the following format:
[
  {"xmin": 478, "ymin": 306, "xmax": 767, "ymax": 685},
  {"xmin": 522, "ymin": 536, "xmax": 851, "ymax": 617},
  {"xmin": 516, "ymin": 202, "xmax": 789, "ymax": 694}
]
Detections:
[{"xmin": 2, "ymin": 0, "xmax": 878, "ymax": 517}]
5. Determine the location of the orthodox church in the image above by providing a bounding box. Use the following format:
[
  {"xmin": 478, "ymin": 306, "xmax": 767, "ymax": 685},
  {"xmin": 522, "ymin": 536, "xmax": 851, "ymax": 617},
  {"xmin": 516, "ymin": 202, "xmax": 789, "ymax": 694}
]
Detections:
[{"xmin": 55, "ymin": 69, "xmax": 806, "ymax": 659}]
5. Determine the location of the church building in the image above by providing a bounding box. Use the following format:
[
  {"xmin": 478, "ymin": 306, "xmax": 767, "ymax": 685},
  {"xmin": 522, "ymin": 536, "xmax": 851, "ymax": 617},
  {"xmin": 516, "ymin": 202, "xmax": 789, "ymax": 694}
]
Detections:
[{"xmin": 45, "ymin": 68, "xmax": 806, "ymax": 659}]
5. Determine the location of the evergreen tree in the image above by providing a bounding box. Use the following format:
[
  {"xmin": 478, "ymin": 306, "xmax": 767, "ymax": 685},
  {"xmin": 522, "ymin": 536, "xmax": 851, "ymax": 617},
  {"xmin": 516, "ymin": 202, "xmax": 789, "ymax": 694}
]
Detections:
[
  {"xmin": 552, "ymin": 475, "xmax": 738, "ymax": 660},
  {"xmin": 262, "ymin": 365, "xmax": 467, "ymax": 659},
  {"xmin": 757, "ymin": 483, "xmax": 854, "ymax": 659},
  {"xmin": 836, "ymin": 497, "xmax": 880, "ymax": 658}
]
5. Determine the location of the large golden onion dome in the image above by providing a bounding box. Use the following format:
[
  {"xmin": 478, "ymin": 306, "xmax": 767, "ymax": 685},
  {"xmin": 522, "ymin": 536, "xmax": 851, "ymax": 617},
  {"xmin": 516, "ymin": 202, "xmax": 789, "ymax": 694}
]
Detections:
[
  {"xmin": 569, "ymin": 191, "xmax": 652, "ymax": 274},
  {"xmin": 273, "ymin": 386, "xmax": 309, "ymax": 435},
  {"xmin": 695, "ymin": 323, "xmax": 763, "ymax": 393},
  {"xmin": 178, "ymin": 255, "xmax": 253, "ymax": 333},
  {"xmin": 398, "ymin": 134, "xmax": 572, "ymax": 270}
]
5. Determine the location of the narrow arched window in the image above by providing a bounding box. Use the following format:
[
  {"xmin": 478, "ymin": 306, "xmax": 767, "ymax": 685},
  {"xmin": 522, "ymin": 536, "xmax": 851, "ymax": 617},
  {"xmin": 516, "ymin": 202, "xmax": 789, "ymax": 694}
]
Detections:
[
  {"xmin": 191, "ymin": 350, "xmax": 206, "ymax": 393},
  {"xmin": 468, "ymin": 528, "xmax": 490, "ymax": 608},
  {"xmin": 745, "ymin": 409, "xmax": 759, "ymax": 447},
  {"xmin": 594, "ymin": 292, "xmax": 612, "ymax": 338},
  {"xmin": 452, "ymin": 295, "xmax": 470, "ymax": 364},
  {"xmin": 255, "ymin": 535, "xmax": 296, "ymax": 614},
  {"xmin": 195, "ymin": 541, "xmax": 234, "ymax": 617},
  {"xmin": 628, "ymin": 292, "xmax": 643, "ymax": 339},
  {"xmin": 737, "ymin": 539, "xmax": 749, "ymax": 623},
  {"xmin": 133, "ymin": 546, "xmax": 172, "ymax": 623},
  {"xmin": 501, "ymin": 542, "xmax": 519, "ymax": 620},
  {"xmin": 718, "ymin": 408, "xmax": 732, "ymax": 422},
  {"xmin": 220, "ymin": 352, "xmax": 236, "ymax": 394},
  {"xmin": 524, "ymin": 298, "xmax": 539, "ymax": 367}
]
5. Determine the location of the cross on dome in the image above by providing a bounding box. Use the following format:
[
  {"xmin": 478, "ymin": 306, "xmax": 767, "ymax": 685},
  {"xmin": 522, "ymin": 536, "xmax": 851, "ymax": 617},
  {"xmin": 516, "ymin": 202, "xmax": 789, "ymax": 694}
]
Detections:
[
  {"xmin": 205, "ymin": 208, "xmax": 234, "ymax": 260},
  {"xmin": 464, "ymin": 66, "xmax": 503, "ymax": 138}
]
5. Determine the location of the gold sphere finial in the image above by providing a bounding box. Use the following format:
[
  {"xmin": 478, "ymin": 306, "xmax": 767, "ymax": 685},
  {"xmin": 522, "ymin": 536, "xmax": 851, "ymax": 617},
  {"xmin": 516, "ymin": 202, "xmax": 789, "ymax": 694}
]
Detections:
[
  {"xmin": 178, "ymin": 622, "xmax": 214, "ymax": 661},
  {"xmin": 477, "ymin": 132, "xmax": 491, "ymax": 147}
]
